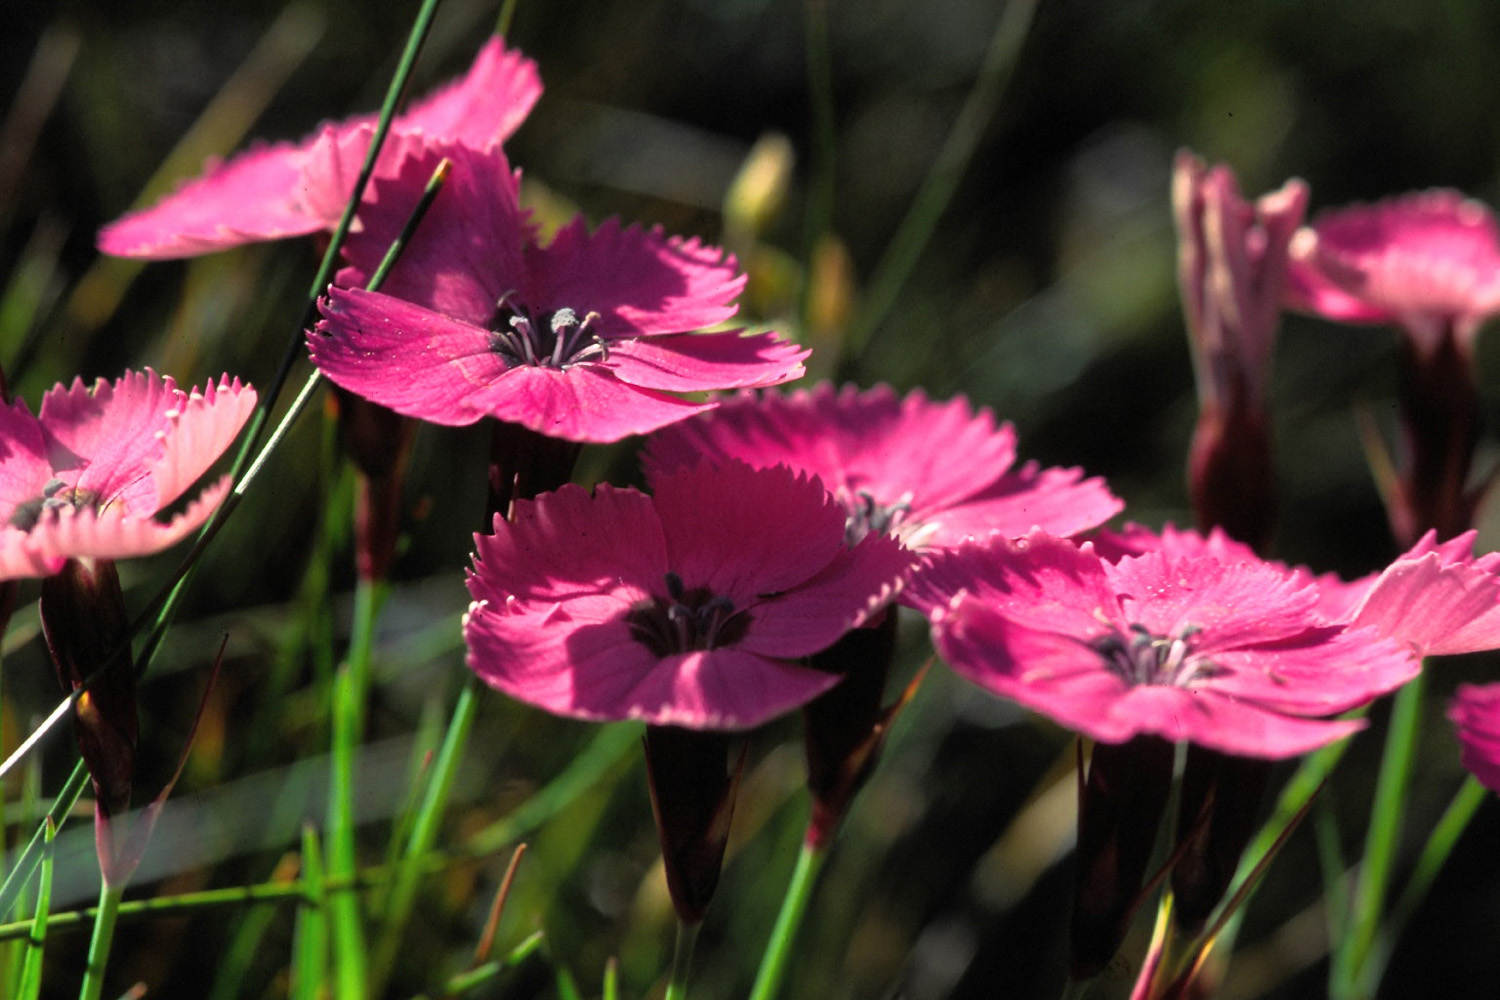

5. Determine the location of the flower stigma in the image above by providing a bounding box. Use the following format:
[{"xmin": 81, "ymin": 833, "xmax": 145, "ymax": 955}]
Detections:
[
  {"xmin": 8, "ymin": 478, "xmax": 103, "ymax": 531},
  {"xmin": 487, "ymin": 292, "xmax": 609, "ymax": 369},
  {"xmin": 1088, "ymin": 622, "xmax": 1214, "ymax": 687},
  {"xmin": 626, "ymin": 571, "xmax": 749, "ymax": 656},
  {"xmin": 843, "ymin": 488, "xmax": 914, "ymax": 545}
]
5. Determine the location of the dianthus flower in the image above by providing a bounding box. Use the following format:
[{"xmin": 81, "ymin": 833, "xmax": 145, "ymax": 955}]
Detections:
[
  {"xmin": 463, "ymin": 460, "xmax": 910, "ymax": 727},
  {"xmin": 0, "ymin": 370, "xmax": 257, "ymax": 580},
  {"xmin": 1450, "ymin": 684, "xmax": 1500, "ymax": 794},
  {"xmin": 1286, "ymin": 190, "xmax": 1500, "ymax": 346},
  {"xmin": 96, "ymin": 37, "xmax": 540, "ymax": 259},
  {"xmin": 642, "ymin": 382, "xmax": 1121, "ymax": 551},
  {"xmin": 1285, "ymin": 190, "xmax": 1500, "ymax": 542},
  {"xmin": 312, "ymin": 145, "xmax": 807, "ymax": 442},
  {"xmin": 908, "ymin": 531, "xmax": 1419, "ymax": 757}
]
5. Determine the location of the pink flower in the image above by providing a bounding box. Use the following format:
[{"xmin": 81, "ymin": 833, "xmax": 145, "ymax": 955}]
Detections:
[
  {"xmin": 907, "ymin": 532, "xmax": 1419, "ymax": 757},
  {"xmin": 0, "ymin": 370, "xmax": 256, "ymax": 580},
  {"xmin": 1286, "ymin": 189, "xmax": 1500, "ymax": 348},
  {"xmin": 462, "ymin": 460, "xmax": 911, "ymax": 729},
  {"xmin": 1450, "ymin": 684, "xmax": 1500, "ymax": 793},
  {"xmin": 311, "ymin": 144, "xmax": 807, "ymax": 443},
  {"xmin": 97, "ymin": 37, "xmax": 541, "ymax": 259},
  {"xmin": 642, "ymin": 382, "xmax": 1121, "ymax": 551}
]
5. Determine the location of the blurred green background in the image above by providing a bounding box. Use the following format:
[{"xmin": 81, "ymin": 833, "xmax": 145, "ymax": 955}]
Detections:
[{"xmin": 5, "ymin": 0, "xmax": 1500, "ymax": 997}]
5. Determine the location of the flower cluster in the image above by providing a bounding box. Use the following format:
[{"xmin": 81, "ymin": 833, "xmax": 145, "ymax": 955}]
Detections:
[{"xmin": 58, "ymin": 17, "xmax": 1500, "ymax": 1000}]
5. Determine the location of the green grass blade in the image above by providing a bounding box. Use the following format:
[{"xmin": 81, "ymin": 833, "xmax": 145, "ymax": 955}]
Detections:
[
  {"xmin": 292, "ymin": 825, "xmax": 329, "ymax": 1000},
  {"xmin": 13, "ymin": 818, "xmax": 55, "ymax": 1000}
]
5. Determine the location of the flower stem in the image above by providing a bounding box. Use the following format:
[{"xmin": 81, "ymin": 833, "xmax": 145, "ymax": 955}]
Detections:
[
  {"xmin": 748, "ymin": 839, "xmax": 828, "ymax": 1000},
  {"xmin": 1356, "ymin": 774, "xmax": 1488, "ymax": 997},
  {"xmin": 76, "ymin": 882, "xmax": 123, "ymax": 1000},
  {"xmin": 664, "ymin": 919, "xmax": 701, "ymax": 1000},
  {"xmin": 371, "ymin": 676, "xmax": 481, "ymax": 991},
  {"xmin": 326, "ymin": 575, "xmax": 388, "ymax": 1000},
  {"xmin": 1336, "ymin": 670, "xmax": 1425, "ymax": 998}
]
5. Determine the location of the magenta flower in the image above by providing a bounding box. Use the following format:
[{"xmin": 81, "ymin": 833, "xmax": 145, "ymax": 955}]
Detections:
[
  {"xmin": 907, "ymin": 532, "xmax": 1419, "ymax": 757},
  {"xmin": 312, "ymin": 144, "xmax": 807, "ymax": 443},
  {"xmin": 1450, "ymin": 684, "xmax": 1500, "ymax": 793},
  {"xmin": 97, "ymin": 36, "xmax": 540, "ymax": 259},
  {"xmin": 1286, "ymin": 190, "xmax": 1500, "ymax": 543},
  {"xmin": 0, "ymin": 370, "xmax": 256, "ymax": 580},
  {"xmin": 462, "ymin": 460, "xmax": 911, "ymax": 728},
  {"xmin": 1286, "ymin": 190, "xmax": 1500, "ymax": 346},
  {"xmin": 642, "ymin": 382, "xmax": 1121, "ymax": 551}
]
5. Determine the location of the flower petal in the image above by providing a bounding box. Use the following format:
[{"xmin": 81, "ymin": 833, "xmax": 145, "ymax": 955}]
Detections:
[
  {"xmin": 311, "ymin": 288, "xmax": 508, "ymax": 427},
  {"xmin": 96, "ymin": 141, "xmax": 325, "ymax": 259},
  {"xmin": 1450, "ymin": 684, "xmax": 1500, "ymax": 794},
  {"xmin": 398, "ymin": 36, "xmax": 542, "ymax": 149},
  {"xmin": 523, "ymin": 217, "xmax": 745, "ymax": 338},
  {"xmin": 605, "ymin": 330, "xmax": 807, "ymax": 393}
]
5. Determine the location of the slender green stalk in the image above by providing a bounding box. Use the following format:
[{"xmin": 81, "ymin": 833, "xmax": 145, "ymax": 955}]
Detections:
[
  {"xmin": 1335, "ymin": 672, "xmax": 1425, "ymax": 998},
  {"xmin": 372, "ymin": 678, "xmax": 481, "ymax": 991},
  {"xmin": 0, "ymin": 762, "xmax": 87, "ymax": 921},
  {"xmin": 1357, "ymin": 775, "xmax": 1488, "ymax": 997},
  {"xmin": 495, "ymin": 0, "xmax": 521, "ymax": 37},
  {"xmin": 748, "ymin": 840, "xmax": 828, "ymax": 1000},
  {"xmin": 465, "ymin": 722, "xmax": 640, "ymax": 856},
  {"xmin": 847, "ymin": 0, "xmax": 1041, "ymax": 360},
  {"xmin": 292, "ymin": 825, "xmax": 328, "ymax": 1000},
  {"xmin": 326, "ymin": 577, "xmax": 388, "ymax": 1000},
  {"xmin": 664, "ymin": 920, "xmax": 701, "ymax": 1000},
  {"xmin": 14, "ymin": 819, "xmax": 54, "ymax": 1000},
  {"xmin": 76, "ymin": 882, "xmax": 123, "ymax": 1000},
  {"xmin": 797, "ymin": 0, "xmax": 837, "ymax": 328},
  {"xmin": 603, "ymin": 957, "xmax": 619, "ymax": 1000}
]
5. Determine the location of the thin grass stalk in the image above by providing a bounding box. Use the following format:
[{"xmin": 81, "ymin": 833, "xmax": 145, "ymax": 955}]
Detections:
[
  {"xmin": 0, "ymin": 761, "xmax": 87, "ymax": 922},
  {"xmin": 326, "ymin": 577, "xmax": 388, "ymax": 999},
  {"xmin": 797, "ymin": 0, "xmax": 836, "ymax": 330},
  {"xmin": 747, "ymin": 839, "xmax": 827, "ymax": 1000},
  {"xmin": 465, "ymin": 722, "xmax": 640, "ymax": 855},
  {"xmin": 664, "ymin": 919, "xmax": 701, "ymax": 1000},
  {"xmin": 603, "ymin": 957, "xmax": 619, "ymax": 1000},
  {"xmin": 372, "ymin": 678, "xmax": 482, "ymax": 991},
  {"xmin": 495, "ymin": 0, "xmax": 521, "ymax": 37},
  {"xmin": 1357, "ymin": 774, "xmax": 1488, "ymax": 997},
  {"xmin": 14, "ymin": 818, "xmax": 54, "ymax": 1000},
  {"xmin": 292, "ymin": 825, "xmax": 329, "ymax": 1000},
  {"xmin": 206, "ymin": 855, "xmax": 301, "ymax": 1000},
  {"xmin": 75, "ymin": 882, "xmax": 123, "ymax": 1000},
  {"xmin": 1335, "ymin": 672, "xmax": 1425, "ymax": 999},
  {"xmin": 846, "ymin": 0, "xmax": 1041, "ymax": 360}
]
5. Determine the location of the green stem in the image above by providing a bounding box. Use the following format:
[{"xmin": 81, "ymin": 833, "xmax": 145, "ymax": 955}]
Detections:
[
  {"xmin": 797, "ymin": 0, "xmax": 836, "ymax": 329},
  {"xmin": 15, "ymin": 819, "xmax": 54, "ymax": 1000},
  {"xmin": 748, "ymin": 840, "xmax": 828, "ymax": 1000},
  {"xmin": 1336, "ymin": 672, "xmax": 1425, "ymax": 999},
  {"xmin": 76, "ymin": 882, "xmax": 123, "ymax": 1000},
  {"xmin": 846, "ymin": 0, "xmax": 1041, "ymax": 361},
  {"xmin": 664, "ymin": 919, "xmax": 701, "ymax": 1000},
  {"xmin": 0, "ymin": 761, "xmax": 87, "ymax": 922},
  {"xmin": 326, "ymin": 576, "xmax": 387, "ymax": 1000},
  {"xmin": 372, "ymin": 677, "xmax": 481, "ymax": 991},
  {"xmin": 1356, "ymin": 774, "xmax": 1488, "ymax": 997}
]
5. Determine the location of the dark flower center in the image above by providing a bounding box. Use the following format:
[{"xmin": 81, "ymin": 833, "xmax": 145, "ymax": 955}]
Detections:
[
  {"xmin": 8, "ymin": 478, "xmax": 100, "ymax": 532},
  {"xmin": 1089, "ymin": 623, "xmax": 1216, "ymax": 688},
  {"xmin": 487, "ymin": 294, "xmax": 609, "ymax": 369},
  {"xmin": 626, "ymin": 571, "xmax": 750, "ymax": 657},
  {"xmin": 843, "ymin": 489, "xmax": 913, "ymax": 546}
]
